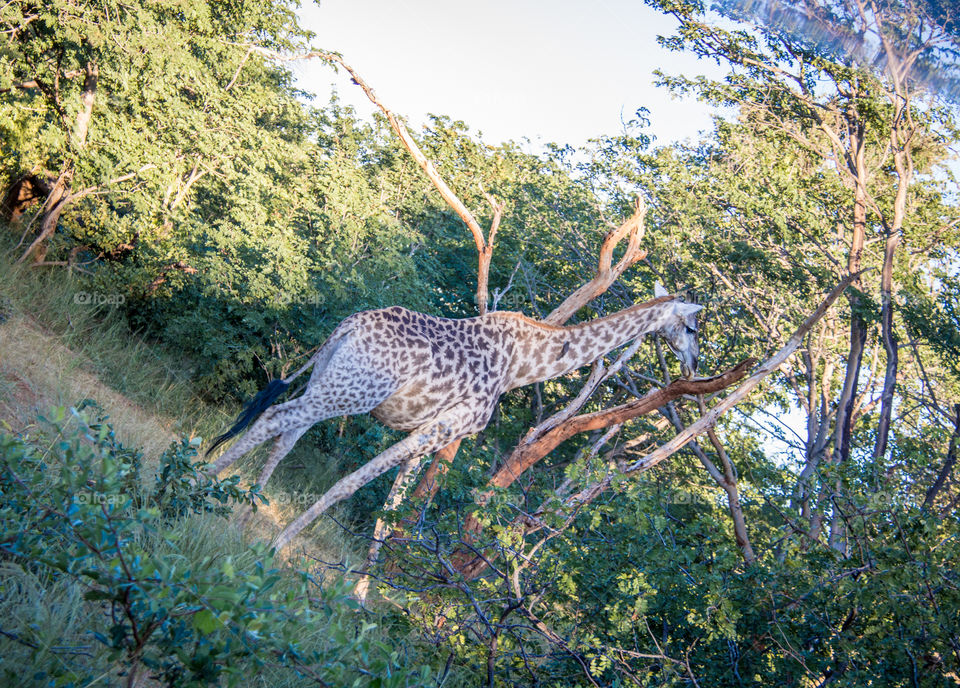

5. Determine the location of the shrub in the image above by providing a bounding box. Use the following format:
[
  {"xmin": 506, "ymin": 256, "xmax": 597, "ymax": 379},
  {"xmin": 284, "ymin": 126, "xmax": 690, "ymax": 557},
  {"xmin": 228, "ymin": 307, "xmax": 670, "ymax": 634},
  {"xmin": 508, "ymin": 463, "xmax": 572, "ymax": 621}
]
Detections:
[{"xmin": 0, "ymin": 403, "xmax": 432, "ymax": 687}]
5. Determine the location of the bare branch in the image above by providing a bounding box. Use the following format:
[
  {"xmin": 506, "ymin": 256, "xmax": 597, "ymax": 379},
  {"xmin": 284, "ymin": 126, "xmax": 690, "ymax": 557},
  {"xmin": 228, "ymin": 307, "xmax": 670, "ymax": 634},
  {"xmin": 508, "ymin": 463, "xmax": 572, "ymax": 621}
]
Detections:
[
  {"xmin": 545, "ymin": 197, "xmax": 648, "ymax": 325},
  {"xmin": 451, "ymin": 358, "xmax": 755, "ymax": 575},
  {"xmin": 0, "ymin": 69, "xmax": 83, "ymax": 94},
  {"xmin": 561, "ymin": 272, "xmax": 861, "ymax": 515},
  {"xmin": 145, "ymin": 261, "xmax": 198, "ymax": 294}
]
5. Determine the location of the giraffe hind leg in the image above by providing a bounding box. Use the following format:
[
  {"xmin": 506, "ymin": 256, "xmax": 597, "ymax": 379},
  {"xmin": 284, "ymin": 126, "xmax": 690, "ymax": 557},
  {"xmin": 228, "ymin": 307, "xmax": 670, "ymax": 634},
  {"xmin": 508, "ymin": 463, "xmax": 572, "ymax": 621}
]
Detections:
[
  {"xmin": 256, "ymin": 425, "xmax": 310, "ymax": 489},
  {"xmin": 205, "ymin": 333, "xmax": 351, "ymax": 474},
  {"xmin": 205, "ymin": 398, "xmax": 315, "ymax": 477},
  {"xmin": 208, "ymin": 330, "xmax": 402, "ymax": 484},
  {"xmin": 206, "ymin": 379, "xmax": 290, "ymax": 457},
  {"xmin": 236, "ymin": 425, "xmax": 310, "ymax": 530}
]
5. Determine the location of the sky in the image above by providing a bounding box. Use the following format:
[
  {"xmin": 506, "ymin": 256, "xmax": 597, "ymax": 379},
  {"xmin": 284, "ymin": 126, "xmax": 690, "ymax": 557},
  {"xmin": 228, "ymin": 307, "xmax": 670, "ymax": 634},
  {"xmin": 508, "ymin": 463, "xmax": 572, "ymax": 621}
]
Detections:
[{"xmin": 291, "ymin": 0, "xmax": 724, "ymax": 149}]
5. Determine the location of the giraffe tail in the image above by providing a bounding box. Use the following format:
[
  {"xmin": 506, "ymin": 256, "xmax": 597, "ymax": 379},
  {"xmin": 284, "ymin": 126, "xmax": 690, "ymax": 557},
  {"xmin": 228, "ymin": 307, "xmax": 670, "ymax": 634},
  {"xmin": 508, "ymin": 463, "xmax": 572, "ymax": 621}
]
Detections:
[
  {"xmin": 206, "ymin": 379, "xmax": 291, "ymax": 456},
  {"xmin": 205, "ymin": 324, "xmax": 354, "ymax": 457}
]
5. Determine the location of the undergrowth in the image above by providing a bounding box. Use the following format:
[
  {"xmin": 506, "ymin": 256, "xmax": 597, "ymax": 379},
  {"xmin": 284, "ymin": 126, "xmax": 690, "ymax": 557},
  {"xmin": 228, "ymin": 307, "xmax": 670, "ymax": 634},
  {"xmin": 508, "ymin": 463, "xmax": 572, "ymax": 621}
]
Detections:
[
  {"xmin": 0, "ymin": 402, "xmax": 434, "ymax": 687},
  {"xmin": 0, "ymin": 236, "xmax": 218, "ymax": 428}
]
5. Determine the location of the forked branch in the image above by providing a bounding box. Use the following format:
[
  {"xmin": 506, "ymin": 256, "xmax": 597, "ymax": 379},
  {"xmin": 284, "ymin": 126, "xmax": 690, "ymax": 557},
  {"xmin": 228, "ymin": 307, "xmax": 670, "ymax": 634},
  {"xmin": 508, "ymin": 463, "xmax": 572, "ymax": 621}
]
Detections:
[
  {"xmin": 245, "ymin": 46, "xmax": 502, "ymax": 313},
  {"xmin": 450, "ymin": 358, "xmax": 754, "ymax": 574},
  {"xmin": 546, "ymin": 197, "xmax": 648, "ymax": 325},
  {"xmin": 455, "ymin": 273, "xmax": 860, "ymax": 578}
]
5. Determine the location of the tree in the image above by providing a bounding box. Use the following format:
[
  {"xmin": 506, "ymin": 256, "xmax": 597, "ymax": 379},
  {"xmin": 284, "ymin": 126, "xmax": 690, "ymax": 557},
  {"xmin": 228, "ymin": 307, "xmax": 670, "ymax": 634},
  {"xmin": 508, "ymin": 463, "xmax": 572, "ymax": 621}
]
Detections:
[
  {"xmin": 641, "ymin": 0, "xmax": 960, "ymax": 553},
  {"xmin": 1, "ymin": 0, "xmax": 310, "ymax": 266}
]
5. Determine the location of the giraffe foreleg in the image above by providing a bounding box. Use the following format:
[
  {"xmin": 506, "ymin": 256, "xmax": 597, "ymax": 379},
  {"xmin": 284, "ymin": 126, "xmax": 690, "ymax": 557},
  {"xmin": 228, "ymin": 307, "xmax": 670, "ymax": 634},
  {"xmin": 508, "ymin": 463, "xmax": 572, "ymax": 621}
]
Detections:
[
  {"xmin": 354, "ymin": 455, "xmax": 428, "ymax": 602},
  {"xmin": 272, "ymin": 406, "xmax": 480, "ymax": 552}
]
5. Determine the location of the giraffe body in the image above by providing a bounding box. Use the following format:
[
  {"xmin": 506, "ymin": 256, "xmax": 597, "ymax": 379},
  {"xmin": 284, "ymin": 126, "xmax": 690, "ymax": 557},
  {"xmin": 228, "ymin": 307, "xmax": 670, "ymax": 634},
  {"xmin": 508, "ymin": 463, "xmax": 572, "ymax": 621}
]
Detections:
[{"xmin": 205, "ymin": 294, "xmax": 702, "ymax": 549}]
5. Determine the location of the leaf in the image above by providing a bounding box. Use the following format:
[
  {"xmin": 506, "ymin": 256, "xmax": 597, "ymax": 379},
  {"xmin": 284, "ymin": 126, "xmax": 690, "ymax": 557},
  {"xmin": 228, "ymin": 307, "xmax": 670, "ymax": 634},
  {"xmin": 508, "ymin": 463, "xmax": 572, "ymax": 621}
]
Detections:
[
  {"xmin": 193, "ymin": 609, "xmax": 219, "ymax": 635},
  {"xmin": 83, "ymin": 589, "xmax": 115, "ymax": 602}
]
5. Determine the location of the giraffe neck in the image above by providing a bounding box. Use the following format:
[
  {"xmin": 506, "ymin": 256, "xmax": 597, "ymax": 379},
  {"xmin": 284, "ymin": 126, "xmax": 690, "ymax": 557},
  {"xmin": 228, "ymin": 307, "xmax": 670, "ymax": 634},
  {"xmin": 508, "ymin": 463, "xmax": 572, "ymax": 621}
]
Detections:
[{"xmin": 499, "ymin": 296, "xmax": 676, "ymax": 391}]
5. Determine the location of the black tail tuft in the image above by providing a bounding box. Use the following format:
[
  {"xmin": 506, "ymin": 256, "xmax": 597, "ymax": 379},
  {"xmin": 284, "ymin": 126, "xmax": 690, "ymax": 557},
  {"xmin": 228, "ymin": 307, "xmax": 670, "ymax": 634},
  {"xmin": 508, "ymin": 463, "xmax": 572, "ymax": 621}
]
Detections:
[{"xmin": 206, "ymin": 379, "xmax": 290, "ymax": 457}]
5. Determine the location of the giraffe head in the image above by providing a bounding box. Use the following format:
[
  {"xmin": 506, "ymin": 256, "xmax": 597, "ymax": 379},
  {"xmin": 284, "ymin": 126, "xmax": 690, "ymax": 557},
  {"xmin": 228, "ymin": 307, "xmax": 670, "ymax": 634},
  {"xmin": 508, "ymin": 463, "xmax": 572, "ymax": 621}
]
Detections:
[{"xmin": 654, "ymin": 282, "xmax": 703, "ymax": 378}]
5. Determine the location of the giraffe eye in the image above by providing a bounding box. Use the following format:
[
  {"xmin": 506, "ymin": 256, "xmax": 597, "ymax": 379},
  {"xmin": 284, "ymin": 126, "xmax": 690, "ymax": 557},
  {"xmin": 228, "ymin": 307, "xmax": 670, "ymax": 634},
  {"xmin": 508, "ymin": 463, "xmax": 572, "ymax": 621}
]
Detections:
[{"xmin": 685, "ymin": 325, "xmax": 697, "ymax": 334}]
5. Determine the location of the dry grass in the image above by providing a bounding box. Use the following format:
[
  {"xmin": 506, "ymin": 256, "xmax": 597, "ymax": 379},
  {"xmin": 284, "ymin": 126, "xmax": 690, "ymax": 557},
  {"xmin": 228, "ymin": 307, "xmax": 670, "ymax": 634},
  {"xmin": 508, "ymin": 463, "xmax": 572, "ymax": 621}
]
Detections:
[
  {"xmin": 0, "ymin": 311, "xmax": 178, "ymax": 462},
  {"xmin": 0, "ymin": 237, "xmax": 363, "ymax": 578},
  {"xmin": 0, "ymin": 308, "xmax": 356, "ymax": 564}
]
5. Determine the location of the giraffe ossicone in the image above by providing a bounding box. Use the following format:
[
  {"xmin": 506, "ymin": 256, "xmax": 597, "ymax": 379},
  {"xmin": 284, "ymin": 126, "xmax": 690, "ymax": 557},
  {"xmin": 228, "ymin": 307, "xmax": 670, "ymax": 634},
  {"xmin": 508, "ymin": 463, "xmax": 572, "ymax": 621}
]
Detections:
[{"xmin": 204, "ymin": 288, "xmax": 703, "ymax": 551}]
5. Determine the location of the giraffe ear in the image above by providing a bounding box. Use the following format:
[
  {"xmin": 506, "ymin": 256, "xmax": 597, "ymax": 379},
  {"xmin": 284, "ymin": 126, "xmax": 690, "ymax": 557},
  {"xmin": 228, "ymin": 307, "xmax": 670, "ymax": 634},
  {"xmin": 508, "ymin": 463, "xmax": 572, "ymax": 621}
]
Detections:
[
  {"xmin": 676, "ymin": 303, "xmax": 703, "ymax": 317},
  {"xmin": 654, "ymin": 282, "xmax": 669, "ymax": 298}
]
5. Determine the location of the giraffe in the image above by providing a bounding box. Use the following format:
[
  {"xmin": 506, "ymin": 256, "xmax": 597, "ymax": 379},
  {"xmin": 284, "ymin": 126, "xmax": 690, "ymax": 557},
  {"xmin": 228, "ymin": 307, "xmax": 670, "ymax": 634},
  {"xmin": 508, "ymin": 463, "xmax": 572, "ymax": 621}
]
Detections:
[{"xmin": 204, "ymin": 284, "xmax": 702, "ymax": 550}]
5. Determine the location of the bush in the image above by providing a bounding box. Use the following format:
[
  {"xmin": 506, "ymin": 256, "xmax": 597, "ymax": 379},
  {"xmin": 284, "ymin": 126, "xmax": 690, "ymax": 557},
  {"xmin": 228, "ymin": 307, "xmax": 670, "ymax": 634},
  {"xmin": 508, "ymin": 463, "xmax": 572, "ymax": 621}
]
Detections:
[{"xmin": 0, "ymin": 403, "xmax": 433, "ymax": 687}]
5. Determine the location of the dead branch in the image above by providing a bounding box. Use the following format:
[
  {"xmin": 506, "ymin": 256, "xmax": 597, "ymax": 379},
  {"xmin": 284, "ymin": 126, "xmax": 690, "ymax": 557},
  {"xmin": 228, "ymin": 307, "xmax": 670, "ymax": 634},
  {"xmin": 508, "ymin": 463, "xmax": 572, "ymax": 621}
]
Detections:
[
  {"xmin": 545, "ymin": 197, "xmax": 648, "ymax": 325},
  {"xmin": 0, "ymin": 69, "xmax": 84, "ymax": 93},
  {"xmin": 410, "ymin": 439, "xmax": 463, "ymax": 503},
  {"xmin": 564, "ymin": 273, "xmax": 859, "ymax": 507},
  {"xmin": 333, "ymin": 53, "xmax": 497, "ymax": 313},
  {"xmin": 248, "ymin": 47, "xmax": 501, "ymax": 314},
  {"xmin": 17, "ymin": 164, "xmax": 157, "ymax": 265},
  {"xmin": 450, "ymin": 359, "xmax": 754, "ymax": 572}
]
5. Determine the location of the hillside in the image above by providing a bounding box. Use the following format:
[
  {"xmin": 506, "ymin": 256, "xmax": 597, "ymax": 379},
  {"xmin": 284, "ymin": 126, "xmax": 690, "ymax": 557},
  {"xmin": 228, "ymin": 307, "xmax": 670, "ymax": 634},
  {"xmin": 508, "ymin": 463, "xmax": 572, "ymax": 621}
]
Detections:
[
  {"xmin": 3, "ymin": 0, "xmax": 959, "ymax": 685},
  {"xmin": 0, "ymin": 257, "xmax": 448, "ymax": 687},
  {"xmin": 0, "ymin": 256, "xmax": 361, "ymax": 557},
  {"xmin": 0, "ymin": 309, "xmax": 178, "ymax": 460}
]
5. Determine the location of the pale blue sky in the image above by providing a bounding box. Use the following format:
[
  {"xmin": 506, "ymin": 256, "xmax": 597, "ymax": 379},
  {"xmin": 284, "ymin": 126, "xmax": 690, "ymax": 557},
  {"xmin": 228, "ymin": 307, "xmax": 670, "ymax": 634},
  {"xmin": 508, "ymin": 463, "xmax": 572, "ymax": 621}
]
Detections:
[{"xmin": 292, "ymin": 0, "xmax": 723, "ymax": 148}]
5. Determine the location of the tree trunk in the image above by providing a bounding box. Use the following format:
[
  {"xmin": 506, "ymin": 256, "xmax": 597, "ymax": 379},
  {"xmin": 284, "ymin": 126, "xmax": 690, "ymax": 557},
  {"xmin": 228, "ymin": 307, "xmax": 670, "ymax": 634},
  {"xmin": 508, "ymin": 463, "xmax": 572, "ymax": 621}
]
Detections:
[
  {"xmin": 17, "ymin": 168, "xmax": 72, "ymax": 264},
  {"xmin": 71, "ymin": 62, "xmax": 98, "ymax": 149},
  {"xmin": 834, "ymin": 132, "xmax": 869, "ymax": 467},
  {"xmin": 830, "ymin": 134, "xmax": 869, "ymax": 554},
  {"xmin": 707, "ymin": 425, "xmax": 757, "ymax": 564},
  {"xmin": 874, "ymin": 110, "xmax": 911, "ymax": 460},
  {"xmin": 1, "ymin": 174, "xmax": 50, "ymax": 224},
  {"xmin": 873, "ymin": 234, "xmax": 899, "ymax": 460},
  {"xmin": 16, "ymin": 61, "xmax": 98, "ymax": 264}
]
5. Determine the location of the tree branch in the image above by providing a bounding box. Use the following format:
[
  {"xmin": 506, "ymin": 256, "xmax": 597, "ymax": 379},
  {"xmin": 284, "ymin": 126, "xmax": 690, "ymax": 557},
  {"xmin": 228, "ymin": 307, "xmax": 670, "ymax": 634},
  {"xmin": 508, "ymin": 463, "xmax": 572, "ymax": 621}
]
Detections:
[
  {"xmin": 545, "ymin": 197, "xmax": 648, "ymax": 325},
  {"xmin": 455, "ymin": 273, "xmax": 859, "ymax": 578},
  {"xmin": 922, "ymin": 403, "xmax": 960, "ymax": 512},
  {"xmin": 563, "ymin": 272, "xmax": 860, "ymax": 511}
]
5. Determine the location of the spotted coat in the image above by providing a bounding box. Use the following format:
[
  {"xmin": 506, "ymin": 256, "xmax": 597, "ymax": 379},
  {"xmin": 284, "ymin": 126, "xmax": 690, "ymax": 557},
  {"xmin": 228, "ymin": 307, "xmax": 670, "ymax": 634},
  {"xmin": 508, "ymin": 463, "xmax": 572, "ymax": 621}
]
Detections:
[{"xmin": 205, "ymin": 295, "xmax": 702, "ymax": 549}]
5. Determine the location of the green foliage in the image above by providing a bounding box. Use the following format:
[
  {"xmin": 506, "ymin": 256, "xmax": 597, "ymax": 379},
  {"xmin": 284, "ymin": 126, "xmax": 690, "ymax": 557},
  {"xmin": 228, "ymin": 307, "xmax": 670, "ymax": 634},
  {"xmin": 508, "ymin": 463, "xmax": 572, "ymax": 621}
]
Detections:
[
  {"xmin": 0, "ymin": 404, "xmax": 432, "ymax": 686},
  {"xmin": 3, "ymin": 0, "xmax": 960, "ymax": 685},
  {"xmin": 2, "ymin": 0, "xmax": 631, "ymax": 401}
]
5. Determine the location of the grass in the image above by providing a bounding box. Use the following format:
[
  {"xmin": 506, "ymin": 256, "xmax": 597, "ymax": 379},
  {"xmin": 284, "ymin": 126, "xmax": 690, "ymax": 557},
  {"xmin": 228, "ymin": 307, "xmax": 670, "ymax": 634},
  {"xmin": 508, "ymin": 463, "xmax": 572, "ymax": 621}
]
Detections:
[
  {"xmin": 0, "ymin": 243, "xmax": 215, "ymax": 457},
  {"xmin": 0, "ymin": 230, "xmax": 367, "ymax": 550},
  {"xmin": 0, "ymin": 232, "xmax": 457, "ymax": 685}
]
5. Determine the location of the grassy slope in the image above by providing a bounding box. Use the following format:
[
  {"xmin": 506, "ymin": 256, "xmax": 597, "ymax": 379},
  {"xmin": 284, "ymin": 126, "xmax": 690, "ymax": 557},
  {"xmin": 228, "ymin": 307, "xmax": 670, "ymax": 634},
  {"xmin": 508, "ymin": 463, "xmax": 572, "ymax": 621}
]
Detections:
[
  {"xmin": 0, "ymin": 308, "xmax": 180, "ymax": 461},
  {"xmin": 0, "ymin": 243, "xmax": 359, "ymax": 556},
  {"xmin": 0, "ymin": 242, "xmax": 441, "ymax": 685}
]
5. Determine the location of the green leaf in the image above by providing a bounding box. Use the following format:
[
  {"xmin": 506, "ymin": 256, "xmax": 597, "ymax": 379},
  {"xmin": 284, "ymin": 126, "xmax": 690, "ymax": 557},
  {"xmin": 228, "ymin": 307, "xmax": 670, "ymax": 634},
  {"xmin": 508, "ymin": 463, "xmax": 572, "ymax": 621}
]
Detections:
[{"xmin": 192, "ymin": 609, "xmax": 219, "ymax": 635}]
